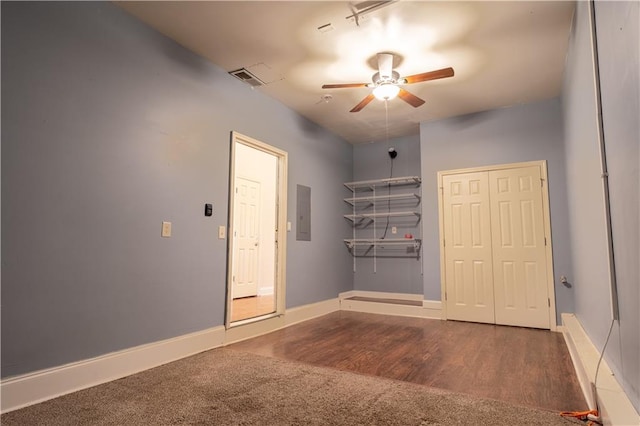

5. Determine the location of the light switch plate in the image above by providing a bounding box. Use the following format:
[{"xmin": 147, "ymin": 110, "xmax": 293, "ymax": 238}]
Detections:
[
  {"xmin": 391, "ymin": 226, "xmax": 397, "ymax": 234},
  {"xmin": 218, "ymin": 225, "xmax": 226, "ymax": 239},
  {"xmin": 161, "ymin": 221, "xmax": 172, "ymax": 238}
]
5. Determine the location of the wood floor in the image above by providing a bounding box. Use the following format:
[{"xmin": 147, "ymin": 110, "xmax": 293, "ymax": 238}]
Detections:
[
  {"xmin": 228, "ymin": 311, "xmax": 587, "ymax": 413},
  {"xmin": 230, "ymin": 295, "xmax": 275, "ymax": 322}
]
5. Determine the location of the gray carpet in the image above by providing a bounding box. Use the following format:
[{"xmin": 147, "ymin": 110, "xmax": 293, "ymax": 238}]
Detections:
[{"xmin": 2, "ymin": 348, "xmax": 582, "ymax": 425}]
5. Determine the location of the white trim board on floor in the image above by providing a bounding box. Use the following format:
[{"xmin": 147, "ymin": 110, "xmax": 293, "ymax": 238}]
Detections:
[
  {"xmin": 339, "ymin": 291, "xmax": 442, "ymax": 319},
  {"xmin": 0, "ymin": 298, "xmax": 340, "ymax": 414},
  {"xmin": 561, "ymin": 313, "xmax": 639, "ymax": 426},
  {"xmin": 339, "ymin": 290, "xmax": 424, "ymax": 302}
]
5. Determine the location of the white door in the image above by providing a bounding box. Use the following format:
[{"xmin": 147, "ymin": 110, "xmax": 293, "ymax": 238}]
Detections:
[
  {"xmin": 489, "ymin": 166, "xmax": 550, "ymax": 328},
  {"xmin": 233, "ymin": 176, "xmax": 261, "ymax": 299},
  {"xmin": 442, "ymin": 172, "xmax": 496, "ymax": 324},
  {"xmin": 440, "ymin": 163, "xmax": 552, "ymax": 329}
]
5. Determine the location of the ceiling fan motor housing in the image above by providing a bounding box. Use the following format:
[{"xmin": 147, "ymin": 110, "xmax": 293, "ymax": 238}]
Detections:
[
  {"xmin": 371, "ymin": 70, "xmax": 400, "ymax": 86},
  {"xmin": 377, "ymin": 52, "xmax": 394, "ymax": 79}
]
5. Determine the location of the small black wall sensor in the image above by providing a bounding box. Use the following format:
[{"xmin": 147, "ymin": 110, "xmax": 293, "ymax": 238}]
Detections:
[
  {"xmin": 204, "ymin": 203, "xmax": 213, "ymax": 217},
  {"xmin": 388, "ymin": 147, "xmax": 398, "ymax": 159}
]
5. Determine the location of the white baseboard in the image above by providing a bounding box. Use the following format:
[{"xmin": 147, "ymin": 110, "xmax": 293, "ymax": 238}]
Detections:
[
  {"xmin": 0, "ymin": 325, "xmax": 226, "ymax": 414},
  {"xmin": 341, "ymin": 299, "xmax": 431, "ymax": 318},
  {"xmin": 285, "ymin": 297, "xmax": 340, "ymax": 326},
  {"xmin": 422, "ymin": 300, "xmax": 443, "ymax": 319},
  {"xmin": 340, "ymin": 291, "xmax": 442, "ymax": 320},
  {"xmin": 1, "ymin": 297, "xmax": 341, "ymax": 414},
  {"xmin": 340, "ymin": 290, "xmax": 423, "ymax": 302},
  {"xmin": 561, "ymin": 313, "xmax": 639, "ymax": 426},
  {"xmin": 338, "ymin": 290, "xmax": 357, "ymax": 299}
]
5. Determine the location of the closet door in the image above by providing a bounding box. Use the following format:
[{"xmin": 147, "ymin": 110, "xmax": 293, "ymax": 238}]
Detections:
[
  {"xmin": 489, "ymin": 166, "xmax": 550, "ymax": 329},
  {"xmin": 442, "ymin": 172, "xmax": 495, "ymax": 324}
]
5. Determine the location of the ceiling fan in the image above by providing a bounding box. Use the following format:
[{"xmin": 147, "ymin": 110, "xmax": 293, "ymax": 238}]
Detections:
[{"xmin": 322, "ymin": 53, "xmax": 454, "ymax": 112}]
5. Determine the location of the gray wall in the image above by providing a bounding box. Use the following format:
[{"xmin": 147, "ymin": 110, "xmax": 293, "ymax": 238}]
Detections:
[
  {"xmin": 351, "ymin": 135, "xmax": 423, "ymax": 294},
  {"xmin": 1, "ymin": 2, "xmax": 352, "ymax": 378},
  {"xmin": 562, "ymin": 0, "xmax": 639, "ymax": 411},
  {"xmin": 419, "ymin": 99, "xmax": 573, "ymax": 318}
]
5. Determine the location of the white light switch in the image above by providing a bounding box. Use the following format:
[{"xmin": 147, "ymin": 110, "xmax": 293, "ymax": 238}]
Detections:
[
  {"xmin": 391, "ymin": 226, "xmax": 397, "ymax": 234},
  {"xmin": 218, "ymin": 225, "xmax": 226, "ymax": 239},
  {"xmin": 287, "ymin": 221, "xmax": 292, "ymax": 232},
  {"xmin": 161, "ymin": 221, "xmax": 172, "ymax": 237}
]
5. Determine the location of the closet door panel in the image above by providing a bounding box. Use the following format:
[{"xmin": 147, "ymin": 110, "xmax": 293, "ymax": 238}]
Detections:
[
  {"xmin": 442, "ymin": 172, "xmax": 495, "ymax": 324},
  {"xmin": 489, "ymin": 166, "xmax": 550, "ymax": 329}
]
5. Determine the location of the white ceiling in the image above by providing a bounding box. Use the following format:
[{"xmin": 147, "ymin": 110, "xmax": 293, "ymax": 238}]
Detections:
[{"xmin": 116, "ymin": 1, "xmax": 576, "ymax": 144}]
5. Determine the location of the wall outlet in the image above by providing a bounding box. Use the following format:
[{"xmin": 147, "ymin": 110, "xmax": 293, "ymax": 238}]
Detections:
[
  {"xmin": 391, "ymin": 226, "xmax": 397, "ymax": 234},
  {"xmin": 218, "ymin": 225, "xmax": 226, "ymax": 239},
  {"xmin": 161, "ymin": 221, "xmax": 172, "ymax": 238}
]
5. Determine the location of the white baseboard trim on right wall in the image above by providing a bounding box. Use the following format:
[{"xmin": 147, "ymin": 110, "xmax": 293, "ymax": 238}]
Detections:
[{"xmin": 561, "ymin": 313, "xmax": 639, "ymax": 426}]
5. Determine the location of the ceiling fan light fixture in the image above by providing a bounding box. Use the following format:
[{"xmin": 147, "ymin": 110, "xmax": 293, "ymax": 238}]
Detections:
[{"xmin": 373, "ymin": 84, "xmax": 400, "ymax": 100}]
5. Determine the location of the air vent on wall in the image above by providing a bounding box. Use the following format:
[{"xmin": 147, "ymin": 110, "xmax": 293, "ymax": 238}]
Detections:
[{"xmin": 229, "ymin": 68, "xmax": 265, "ymax": 87}]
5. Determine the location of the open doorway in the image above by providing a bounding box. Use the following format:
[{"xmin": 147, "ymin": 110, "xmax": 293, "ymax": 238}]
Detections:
[{"xmin": 226, "ymin": 132, "xmax": 287, "ymax": 327}]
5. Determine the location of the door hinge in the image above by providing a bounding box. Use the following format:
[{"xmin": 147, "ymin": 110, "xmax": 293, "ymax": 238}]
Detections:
[
  {"xmin": 544, "ymin": 237, "xmax": 547, "ymax": 246},
  {"xmin": 548, "ymin": 298, "xmax": 550, "ymax": 307},
  {"xmin": 445, "ymin": 292, "xmax": 448, "ymax": 301},
  {"xmin": 443, "ymin": 239, "xmax": 445, "ymax": 247}
]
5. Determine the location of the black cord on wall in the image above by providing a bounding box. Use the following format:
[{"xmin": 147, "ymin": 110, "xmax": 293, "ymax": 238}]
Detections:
[{"xmin": 380, "ymin": 152, "xmax": 394, "ymax": 239}]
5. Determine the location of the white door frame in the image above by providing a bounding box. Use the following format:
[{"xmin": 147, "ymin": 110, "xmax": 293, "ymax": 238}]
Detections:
[
  {"xmin": 437, "ymin": 160, "xmax": 557, "ymax": 331},
  {"xmin": 226, "ymin": 131, "xmax": 287, "ymax": 328}
]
